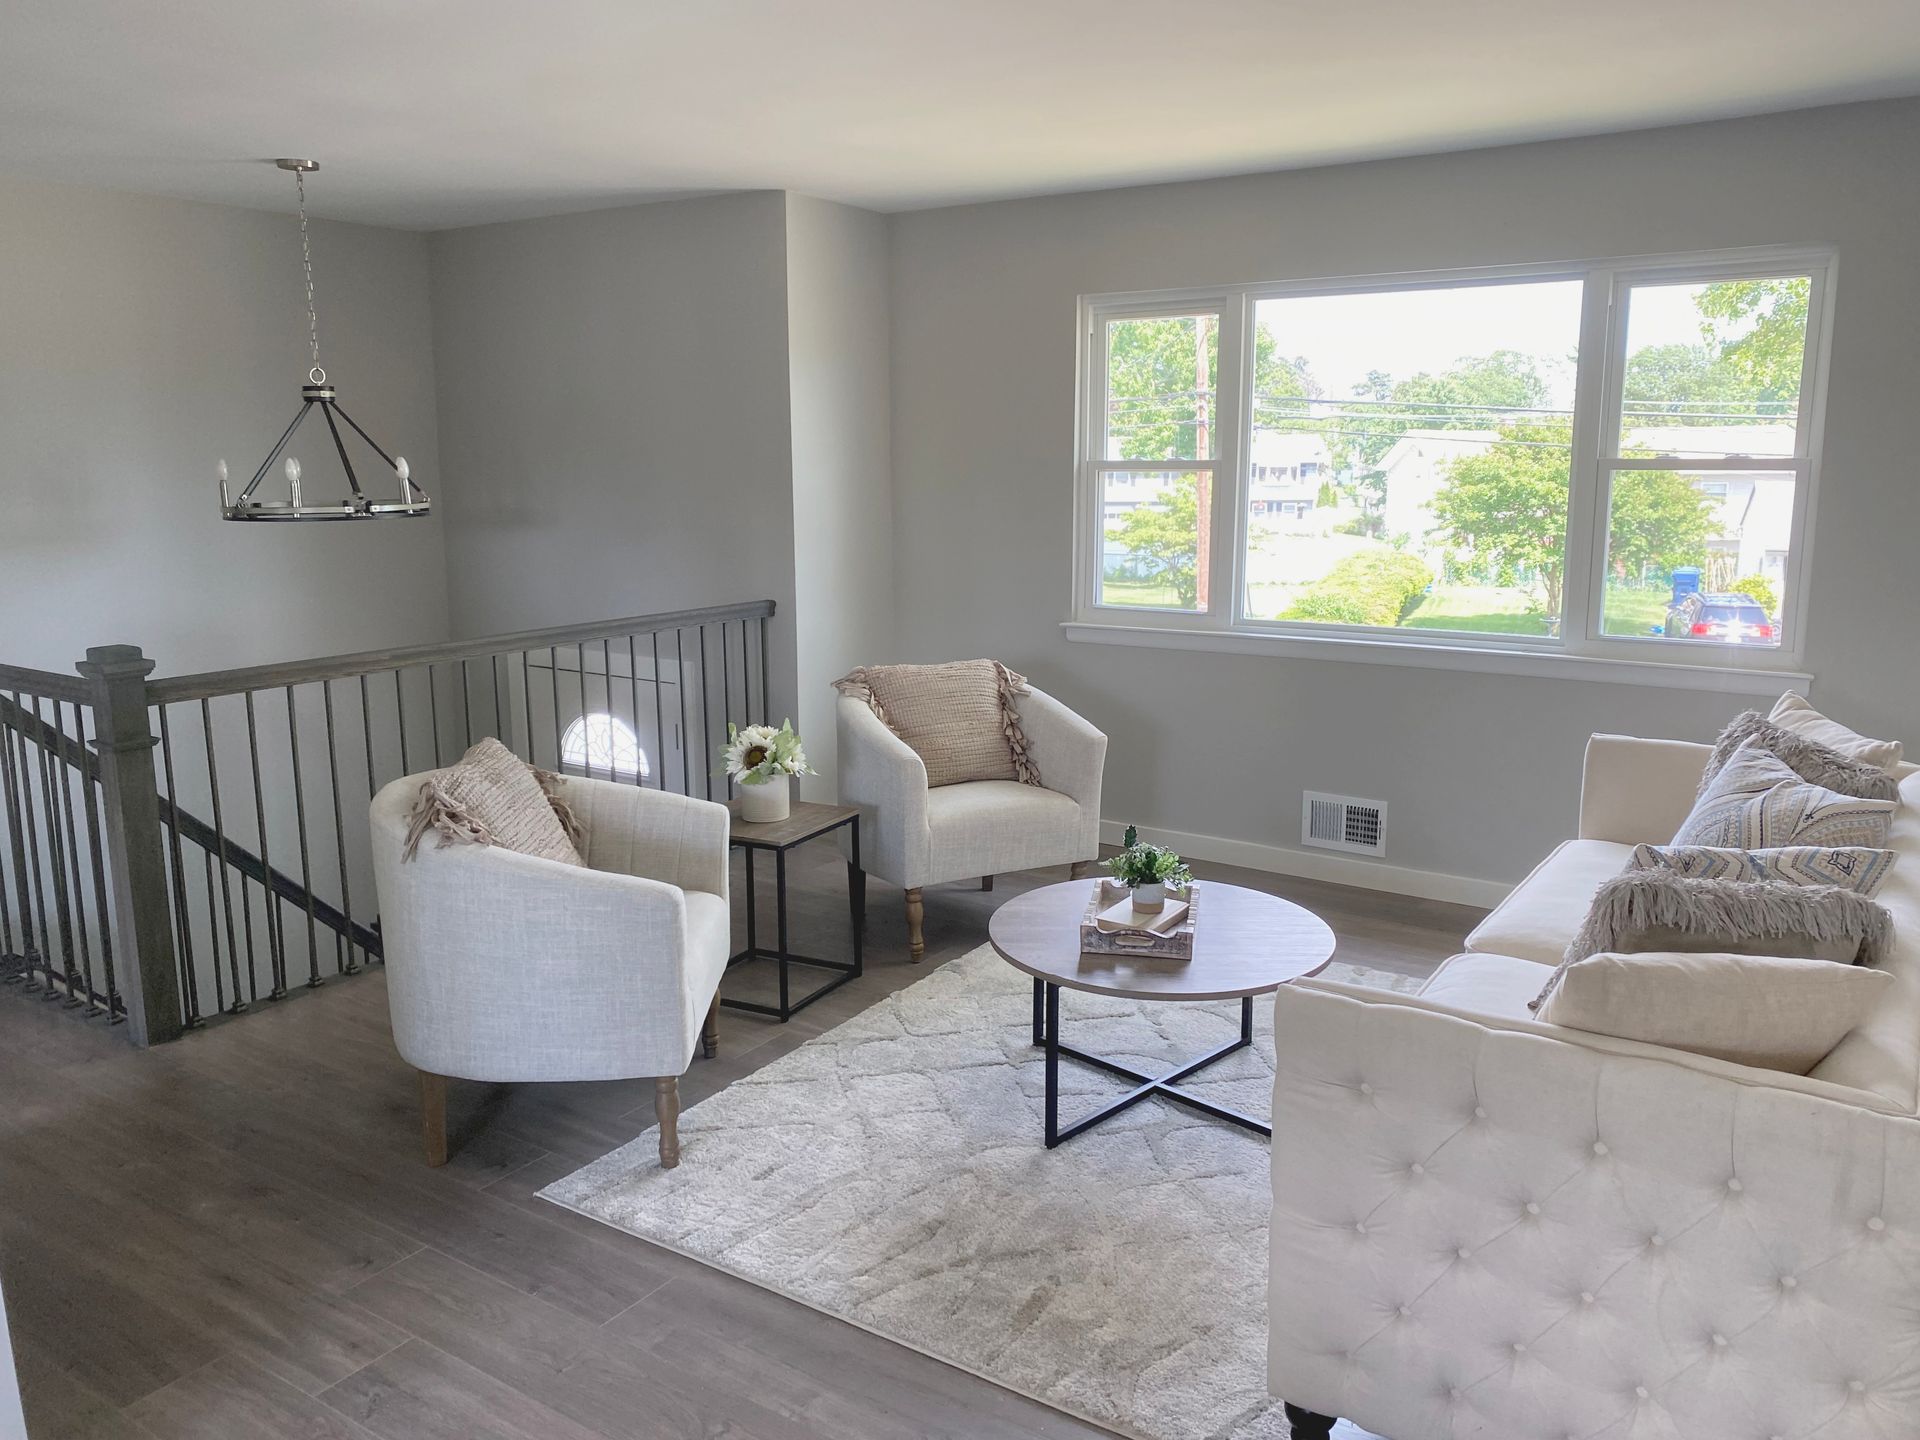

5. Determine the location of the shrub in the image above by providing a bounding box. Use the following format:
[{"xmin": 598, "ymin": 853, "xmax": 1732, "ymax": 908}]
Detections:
[
  {"xmin": 1728, "ymin": 573, "xmax": 1779, "ymax": 616},
  {"xmin": 1282, "ymin": 550, "xmax": 1433, "ymax": 627}
]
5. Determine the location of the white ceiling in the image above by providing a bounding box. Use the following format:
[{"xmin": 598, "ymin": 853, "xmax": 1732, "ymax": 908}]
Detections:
[{"xmin": 6, "ymin": 0, "xmax": 1920, "ymax": 230}]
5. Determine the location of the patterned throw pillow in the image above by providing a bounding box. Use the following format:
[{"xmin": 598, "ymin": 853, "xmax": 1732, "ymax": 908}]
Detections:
[
  {"xmin": 1672, "ymin": 740, "xmax": 1896, "ymax": 851},
  {"xmin": 401, "ymin": 737, "xmax": 585, "ymax": 865},
  {"xmin": 1699, "ymin": 711, "xmax": 1900, "ymax": 802},
  {"xmin": 1630, "ymin": 843, "xmax": 1898, "ymax": 898},
  {"xmin": 834, "ymin": 660, "xmax": 1040, "ymax": 789}
]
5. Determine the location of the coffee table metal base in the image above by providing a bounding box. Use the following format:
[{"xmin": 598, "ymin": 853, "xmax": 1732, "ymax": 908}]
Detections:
[{"xmin": 1033, "ymin": 978, "xmax": 1268, "ymax": 1148}]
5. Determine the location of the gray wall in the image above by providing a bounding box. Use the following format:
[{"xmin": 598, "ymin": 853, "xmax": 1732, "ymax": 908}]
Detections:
[
  {"xmin": 428, "ymin": 191, "xmax": 800, "ymax": 739},
  {"xmin": 888, "ymin": 98, "xmax": 1920, "ymax": 887},
  {"xmin": 785, "ymin": 194, "xmax": 895, "ymax": 796},
  {"xmin": 0, "ymin": 174, "xmax": 449, "ymax": 677}
]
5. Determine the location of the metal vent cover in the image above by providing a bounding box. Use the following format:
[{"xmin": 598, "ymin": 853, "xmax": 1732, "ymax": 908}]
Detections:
[{"xmin": 1302, "ymin": 791, "xmax": 1388, "ymax": 857}]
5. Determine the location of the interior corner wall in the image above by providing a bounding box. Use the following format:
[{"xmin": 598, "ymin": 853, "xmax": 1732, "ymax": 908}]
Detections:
[
  {"xmin": 427, "ymin": 191, "xmax": 800, "ymax": 730},
  {"xmin": 887, "ymin": 98, "xmax": 1920, "ymax": 889},
  {"xmin": 0, "ymin": 173, "xmax": 449, "ymax": 676},
  {"xmin": 783, "ymin": 194, "xmax": 894, "ymax": 797}
]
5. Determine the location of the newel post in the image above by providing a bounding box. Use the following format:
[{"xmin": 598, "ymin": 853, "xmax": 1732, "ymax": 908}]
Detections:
[{"xmin": 76, "ymin": 645, "xmax": 183, "ymax": 1046}]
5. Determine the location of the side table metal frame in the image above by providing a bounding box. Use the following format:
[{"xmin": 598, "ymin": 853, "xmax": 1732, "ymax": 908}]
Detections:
[{"xmin": 723, "ymin": 812, "xmax": 864, "ymax": 1022}]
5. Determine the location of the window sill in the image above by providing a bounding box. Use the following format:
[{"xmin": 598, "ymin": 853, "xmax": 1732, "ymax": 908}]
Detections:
[{"xmin": 1060, "ymin": 621, "xmax": 1812, "ymax": 696}]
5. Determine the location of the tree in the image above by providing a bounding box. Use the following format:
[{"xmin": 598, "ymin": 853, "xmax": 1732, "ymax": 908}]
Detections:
[
  {"xmin": 1110, "ymin": 475, "xmax": 1200, "ymax": 609},
  {"xmin": 1606, "ymin": 470, "xmax": 1716, "ymax": 577},
  {"xmin": 1428, "ymin": 422, "xmax": 1572, "ymax": 617},
  {"xmin": 1346, "ymin": 350, "xmax": 1556, "ymax": 470},
  {"xmin": 1695, "ymin": 276, "xmax": 1810, "ymax": 398},
  {"xmin": 1622, "ymin": 343, "xmax": 1759, "ymax": 418}
]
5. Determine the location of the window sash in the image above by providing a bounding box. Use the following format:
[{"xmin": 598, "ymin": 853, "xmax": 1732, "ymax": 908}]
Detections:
[{"xmin": 1076, "ymin": 247, "xmax": 1833, "ymax": 668}]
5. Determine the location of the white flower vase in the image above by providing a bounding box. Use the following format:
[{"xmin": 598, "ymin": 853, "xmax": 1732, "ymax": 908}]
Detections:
[
  {"xmin": 1132, "ymin": 879, "xmax": 1166, "ymax": 912},
  {"xmin": 738, "ymin": 775, "xmax": 790, "ymax": 823}
]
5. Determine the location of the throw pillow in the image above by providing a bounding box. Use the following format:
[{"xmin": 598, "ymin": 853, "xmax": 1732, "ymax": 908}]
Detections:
[
  {"xmin": 1530, "ymin": 868, "xmax": 1894, "ymax": 1011},
  {"xmin": 1698, "ymin": 711, "xmax": 1900, "ymax": 801},
  {"xmin": 834, "ymin": 660, "xmax": 1040, "ymax": 788},
  {"xmin": 1538, "ymin": 950, "xmax": 1892, "ymax": 1073},
  {"xmin": 402, "ymin": 736, "xmax": 585, "ymax": 866},
  {"xmin": 1673, "ymin": 740, "xmax": 1896, "ymax": 850},
  {"xmin": 1629, "ymin": 842, "xmax": 1897, "ymax": 898},
  {"xmin": 1769, "ymin": 693, "xmax": 1905, "ymax": 772}
]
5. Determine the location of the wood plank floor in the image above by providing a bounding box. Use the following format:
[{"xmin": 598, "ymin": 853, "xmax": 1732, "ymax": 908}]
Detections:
[{"xmin": 0, "ymin": 847, "xmax": 1483, "ymax": 1440}]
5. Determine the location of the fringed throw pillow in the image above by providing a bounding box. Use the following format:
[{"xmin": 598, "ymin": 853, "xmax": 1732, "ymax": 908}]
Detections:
[
  {"xmin": 833, "ymin": 660, "xmax": 1040, "ymax": 788},
  {"xmin": 1698, "ymin": 710, "xmax": 1900, "ymax": 801},
  {"xmin": 1673, "ymin": 740, "xmax": 1896, "ymax": 850},
  {"xmin": 1530, "ymin": 869, "xmax": 1894, "ymax": 1012},
  {"xmin": 402, "ymin": 736, "xmax": 585, "ymax": 866},
  {"xmin": 1629, "ymin": 842, "xmax": 1897, "ymax": 898}
]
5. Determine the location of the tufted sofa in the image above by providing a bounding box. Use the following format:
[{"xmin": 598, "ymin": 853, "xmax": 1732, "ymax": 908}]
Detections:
[{"xmin": 1268, "ymin": 733, "xmax": 1920, "ymax": 1440}]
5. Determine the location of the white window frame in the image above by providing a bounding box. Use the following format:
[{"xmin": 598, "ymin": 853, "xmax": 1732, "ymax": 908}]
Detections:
[{"xmin": 1068, "ymin": 245, "xmax": 1835, "ymax": 692}]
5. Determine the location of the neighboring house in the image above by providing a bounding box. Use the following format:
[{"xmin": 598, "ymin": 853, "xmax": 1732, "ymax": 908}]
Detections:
[
  {"xmin": 1376, "ymin": 429, "xmax": 1498, "ymax": 553},
  {"xmin": 1246, "ymin": 431, "xmax": 1333, "ymax": 519}
]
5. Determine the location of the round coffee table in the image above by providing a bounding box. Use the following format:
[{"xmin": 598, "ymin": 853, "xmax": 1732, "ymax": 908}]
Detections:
[{"xmin": 988, "ymin": 879, "xmax": 1336, "ymax": 1147}]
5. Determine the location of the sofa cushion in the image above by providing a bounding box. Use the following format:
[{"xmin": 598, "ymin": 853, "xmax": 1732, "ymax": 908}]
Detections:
[
  {"xmin": 1770, "ymin": 692, "xmax": 1904, "ymax": 772},
  {"xmin": 1539, "ymin": 950, "xmax": 1894, "ymax": 1074},
  {"xmin": 1673, "ymin": 740, "xmax": 1896, "ymax": 850},
  {"xmin": 1416, "ymin": 951, "xmax": 1545, "ymax": 1019},
  {"xmin": 1465, "ymin": 838, "xmax": 1634, "ymax": 966},
  {"xmin": 923, "ymin": 780, "xmax": 1080, "ymax": 879},
  {"xmin": 834, "ymin": 660, "xmax": 1039, "ymax": 788}
]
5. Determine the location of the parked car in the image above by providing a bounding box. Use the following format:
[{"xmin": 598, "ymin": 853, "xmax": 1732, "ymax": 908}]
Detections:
[{"xmin": 1663, "ymin": 591, "xmax": 1778, "ymax": 644}]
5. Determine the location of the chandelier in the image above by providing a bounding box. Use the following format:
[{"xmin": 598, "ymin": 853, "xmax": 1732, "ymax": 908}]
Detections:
[{"xmin": 219, "ymin": 160, "xmax": 430, "ymax": 521}]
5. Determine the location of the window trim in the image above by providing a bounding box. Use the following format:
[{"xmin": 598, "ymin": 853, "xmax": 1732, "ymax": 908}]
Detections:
[{"xmin": 1071, "ymin": 244, "xmax": 1836, "ymax": 684}]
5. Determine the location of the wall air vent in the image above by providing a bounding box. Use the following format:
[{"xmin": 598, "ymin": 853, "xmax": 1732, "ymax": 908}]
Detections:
[{"xmin": 1302, "ymin": 792, "xmax": 1388, "ymax": 857}]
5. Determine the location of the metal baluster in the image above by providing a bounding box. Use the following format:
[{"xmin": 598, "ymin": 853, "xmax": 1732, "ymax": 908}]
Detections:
[
  {"xmin": 394, "ymin": 670, "xmax": 410, "ymax": 775},
  {"xmin": 17, "ymin": 695, "xmax": 53, "ymax": 991},
  {"xmin": 32, "ymin": 696, "xmax": 78, "ymax": 1001},
  {"xmin": 649, "ymin": 632, "xmax": 664, "ymax": 790},
  {"xmin": 243, "ymin": 690, "xmax": 287, "ymax": 999},
  {"xmin": 490, "ymin": 654, "xmax": 502, "ymax": 740},
  {"xmin": 460, "ymin": 659, "xmax": 473, "ymax": 748},
  {"xmin": 360, "ymin": 674, "xmax": 376, "ymax": 804},
  {"xmin": 758, "ymin": 616, "xmax": 770, "ymax": 728},
  {"xmin": 52, "ymin": 700, "xmax": 97, "ymax": 1007},
  {"xmin": 154, "ymin": 705, "xmax": 201, "ymax": 1025},
  {"xmin": 0, "ymin": 693, "xmax": 33, "ymax": 973},
  {"xmin": 626, "ymin": 635, "xmax": 644, "ymax": 785},
  {"xmin": 201, "ymin": 698, "xmax": 246, "ymax": 1011},
  {"xmin": 721, "ymin": 623, "xmax": 732, "ymax": 733},
  {"xmin": 201, "ymin": 848, "xmax": 227, "ymax": 1015},
  {"xmin": 75, "ymin": 705, "xmax": 122, "ymax": 1018},
  {"xmin": 426, "ymin": 663, "xmax": 443, "ymax": 767},
  {"xmin": 602, "ymin": 638, "xmax": 619, "ymax": 781},
  {"xmin": 520, "ymin": 650, "xmax": 534, "ymax": 764},
  {"xmin": 676, "ymin": 630, "xmax": 691, "ymax": 796},
  {"xmin": 323, "ymin": 681, "xmax": 359, "ymax": 975},
  {"xmin": 285, "ymin": 686, "xmax": 321, "ymax": 987},
  {"xmin": 698, "ymin": 626, "xmax": 712, "ymax": 801},
  {"xmin": 549, "ymin": 646, "xmax": 562, "ymax": 769}
]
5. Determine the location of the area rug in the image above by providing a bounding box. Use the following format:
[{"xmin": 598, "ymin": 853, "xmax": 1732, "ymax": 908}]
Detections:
[{"xmin": 542, "ymin": 945, "xmax": 1420, "ymax": 1440}]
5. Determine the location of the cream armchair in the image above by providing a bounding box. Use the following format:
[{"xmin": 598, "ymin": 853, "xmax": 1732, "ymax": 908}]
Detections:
[
  {"xmin": 370, "ymin": 772, "xmax": 731, "ymax": 1170},
  {"xmin": 837, "ymin": 684, "xmax": 1106, "ymax": 960}
]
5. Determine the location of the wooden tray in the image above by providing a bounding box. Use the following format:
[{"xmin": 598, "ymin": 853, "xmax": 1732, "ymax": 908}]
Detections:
[{"xmin": 1079, "ymin": 879, "xmax": 1198, "ymax": 960}]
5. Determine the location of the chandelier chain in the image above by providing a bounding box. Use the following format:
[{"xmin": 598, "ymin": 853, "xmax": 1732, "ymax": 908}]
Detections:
[{"xmin": 295, "ymin": 169, "xmax": 321, "ymax": 375}]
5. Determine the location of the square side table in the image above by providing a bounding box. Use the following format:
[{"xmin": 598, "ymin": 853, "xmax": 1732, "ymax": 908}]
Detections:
[{"xmin": 723, "ymin": 800, "xmax": 864, "ymax": 1021}]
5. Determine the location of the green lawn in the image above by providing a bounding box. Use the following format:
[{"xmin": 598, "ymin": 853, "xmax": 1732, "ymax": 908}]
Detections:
[
  {"xmin": 1098, "ymin": 578, "xmax": 1185, "ymax": 609},
  {"xmin": 1401, "ymin": 585, "xmax": 1550, "ymax": 636},
  {"xmin": 1599, "ymin": 586, "xmax": 1671, "ymax": 637}
]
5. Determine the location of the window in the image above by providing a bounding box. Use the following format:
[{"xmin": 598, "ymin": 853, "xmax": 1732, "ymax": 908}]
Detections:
[
  {"xmin": 560, "ymin": 713, "xmax": 649, "ymax": 779},
  {"xmin": 1074, "ymin": 248, "xmax": 1831, "ymax": 676}
]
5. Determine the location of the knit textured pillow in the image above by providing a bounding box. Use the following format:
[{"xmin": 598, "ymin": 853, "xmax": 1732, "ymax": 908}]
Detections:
[
  {"xmin": 1629, "ymin": 843, "xmax": 1898, "ymax": 898},
  {"xmin": 1673, "ymin": 740, "xmax": 1896, "ymax": 851},
  {"xmin": 834, "ymin": 660, "xmax": 1040, "ymax": 788},
  {"xmin": 1698, "ymin": 710, "xmax": 1900, "ymax": 801},
  {"xmin": 1769, "ymin": 693, "xmax": 1904, "ymax": 772},
  {"xmin": 1531, "ymin": 868, "xmax": 1894, "ymax": 1011},
  {"xmin": 402, "ymin": 737, "xmax": 585, "ymax": 866}
]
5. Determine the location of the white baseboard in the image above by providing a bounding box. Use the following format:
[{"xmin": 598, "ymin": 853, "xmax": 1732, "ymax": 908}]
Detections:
[{"xmin": 1099, "ymin": 820, "xmax": 1510, "ymax": 910}]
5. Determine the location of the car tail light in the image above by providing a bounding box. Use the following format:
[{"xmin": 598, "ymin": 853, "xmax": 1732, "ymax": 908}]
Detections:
[
  {"xmin": 1690, "ymin": 622, "xmax": 1712, "ymax": 635},
  {"xmin": 1755, "ymin": 624, "xmax": 1774, "ymax": 639}
]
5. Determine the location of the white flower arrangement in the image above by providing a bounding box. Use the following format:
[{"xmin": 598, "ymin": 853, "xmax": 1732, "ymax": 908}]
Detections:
[{"xmin": 721, "ymin": 718, "xmax": 814, "ymax": 786}]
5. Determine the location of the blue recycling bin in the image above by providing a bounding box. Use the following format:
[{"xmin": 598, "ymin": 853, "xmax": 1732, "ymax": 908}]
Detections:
[{"xmin": 1670, "ymin": 566, "xmax": 1703, "ymax": 604}]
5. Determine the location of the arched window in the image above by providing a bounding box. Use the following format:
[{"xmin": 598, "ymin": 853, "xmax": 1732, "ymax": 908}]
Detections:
[{"xmin": 560, "ymin": 713, "xmax": 649, "ymax": 779}]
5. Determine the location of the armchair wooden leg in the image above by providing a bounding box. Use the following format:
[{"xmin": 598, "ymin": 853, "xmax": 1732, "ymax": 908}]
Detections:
[
  {"xmin": 1282, "ymin": 1403, "xmax": 1336, "ymax": 1439},
  {"xmin": 904, "ymin": 887, "xmax": 925, "ymax": 963},
  {"xmin": 655, "ymin": 1077, "xmax": 681, "ymax": 1169},
  {"xmin": 419, "ymin": 1071, "xmax": 449, "ymax": 1168},
  {"xmin": 701, "ymin": 997, "xmax": 720, "ymax": 1060},
  {"xmin": 980, "ymin": 875, "xmax": 993, "ymax": 892}
]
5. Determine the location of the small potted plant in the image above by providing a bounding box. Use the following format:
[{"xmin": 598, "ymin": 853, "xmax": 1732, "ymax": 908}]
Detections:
[
  {"xmin": 721, "ymin": 718, "xmax": 814, "ymax": 822},
  {"xmin": 1104, "ymin": 825, "xmax": 1192, "ymax": 912}
]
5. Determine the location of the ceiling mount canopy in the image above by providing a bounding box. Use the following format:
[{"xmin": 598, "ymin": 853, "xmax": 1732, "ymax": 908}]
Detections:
[{"xmin": 218, "ymin": 158, "xmax": 430, "ymax": 522}]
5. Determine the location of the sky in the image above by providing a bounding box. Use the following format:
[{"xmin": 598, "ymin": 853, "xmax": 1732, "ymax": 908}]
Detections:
[{"xmin": 1253, "ymin": 278, "xmax": 1725, "ymax": 409}]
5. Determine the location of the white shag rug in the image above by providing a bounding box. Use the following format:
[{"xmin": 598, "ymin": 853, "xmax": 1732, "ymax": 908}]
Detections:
[{"xmin": 542, "ymin": 945, "xmax": 1419, "ymax": 1440}]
